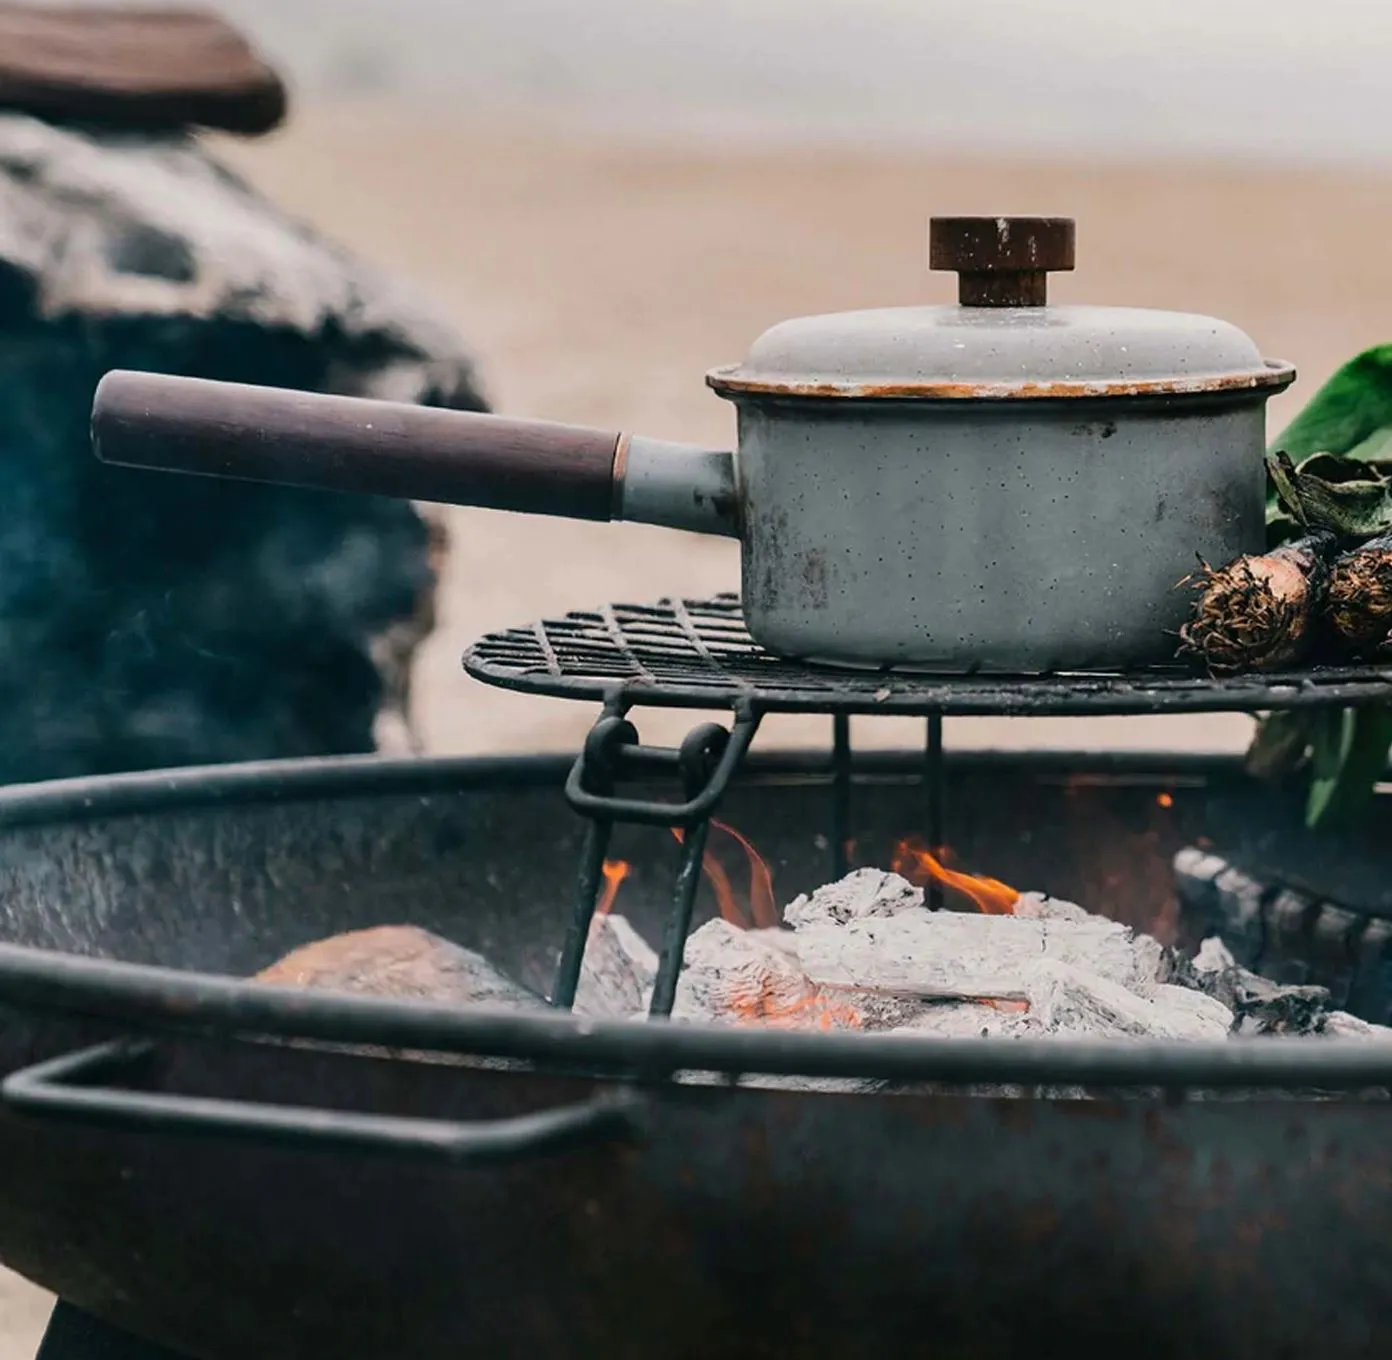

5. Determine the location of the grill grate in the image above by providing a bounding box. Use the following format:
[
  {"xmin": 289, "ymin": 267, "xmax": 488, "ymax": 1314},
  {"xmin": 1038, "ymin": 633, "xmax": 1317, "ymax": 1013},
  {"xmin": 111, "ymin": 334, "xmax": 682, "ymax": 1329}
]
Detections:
[{"xmin": 464, "ymin": 593, "xmax": 1392, "ymax": 718}]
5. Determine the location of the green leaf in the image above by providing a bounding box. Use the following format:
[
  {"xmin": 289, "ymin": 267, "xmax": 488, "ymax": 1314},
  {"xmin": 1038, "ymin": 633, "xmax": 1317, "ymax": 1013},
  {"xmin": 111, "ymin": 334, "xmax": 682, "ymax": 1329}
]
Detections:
[
  {"xmin": 1304, "ymin": 706, "xmax": 1392, "ymax": 830},
  {"xmin": 1343, "ymin": 426, "xmax": 1392, "ymax": 463},
  {"xmin": 1262, "ymin": 345, "xmax": 1392, "ymax": 830},
  {"xmin": 1268, "ymin": 344, "xmax": 1392, "ymax": 537},
  {"xmin": 1272, "ymin": 343, "xmax": 1392, "ymax": 462},
  {"xmin": 1264, "ymin": 450, "xmax": 1392, "ymax": 538}
]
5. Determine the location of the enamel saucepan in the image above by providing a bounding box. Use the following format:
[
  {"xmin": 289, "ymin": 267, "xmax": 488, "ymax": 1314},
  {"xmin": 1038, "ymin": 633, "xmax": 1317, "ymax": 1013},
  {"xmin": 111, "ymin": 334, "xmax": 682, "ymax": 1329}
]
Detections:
[{"xmin": 91, "ymin": 215, "xmax": 1295, "ymax": 671}]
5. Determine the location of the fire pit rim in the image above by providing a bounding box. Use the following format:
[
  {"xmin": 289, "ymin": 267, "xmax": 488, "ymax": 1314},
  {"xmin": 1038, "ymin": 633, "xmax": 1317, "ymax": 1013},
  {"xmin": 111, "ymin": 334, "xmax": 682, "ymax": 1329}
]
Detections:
[
  {"xmin": 0, "ymin": 747, "xmax": 1241, "ymax": 831},
  {"xmin": 1, "ymin": 940, "xmax": 1390, "ymax": 1093},
  {"xmin": 0, "ymin": 746, "xmax": 1382, "ymax": 1154}
]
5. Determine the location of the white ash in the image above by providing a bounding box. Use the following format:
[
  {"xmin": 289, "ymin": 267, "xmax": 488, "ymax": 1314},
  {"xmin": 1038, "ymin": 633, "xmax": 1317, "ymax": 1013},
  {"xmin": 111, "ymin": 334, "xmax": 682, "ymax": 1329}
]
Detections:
[
  {"xmin": 670, "ymin": 919, "xmax": 926, "ymax": 1032},
  {"xmin": 787, "ymin": 870, "xmax": 1165, "ymax": 1003},
  {"xmin": 1012, "ymin": 892, "xmax": 1094, "ymax": 924},
  {"xmin": 573, "ymin": 912, "xmax": 658, "ymax": 1020},
  {"xmin": 1022, "ymin": 962, "xmax": 1230, "ymax": 1042},
  {"xmin": 1194, "ymin": 935, "xmax": 1239, "ymax": 978},
  {"xmin": 259, "ymin": 871, "xmax": 1392, "ymax": 1099},
  {"xmin": 592, "ymin": 870, "xmax": 1238, "ymax": 1083},
  {"xmin": 570, "ymin": 870, "xmax": 1230, "ymax": 1046},
  {"xmin": 1321, "ymin": 1011, "xmax": 1392, "ymax": 1042},
  {"xmin": 637, "ymin": 868, "xmax": 1381, "ymax": 1054},
  {"xmin": 782, "ymin": 868, "xmax": 923, "ymax": 927}
]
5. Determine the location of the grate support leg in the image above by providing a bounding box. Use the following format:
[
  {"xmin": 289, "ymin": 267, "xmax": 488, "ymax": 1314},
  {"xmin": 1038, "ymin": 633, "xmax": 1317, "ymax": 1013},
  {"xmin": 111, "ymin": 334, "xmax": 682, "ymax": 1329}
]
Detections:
[
  {"xmin": 649, "ymin": 819, "xmax": 712, "ymax": 1017},
  {"xmin": 551, "ymin": 817, "xmax": 614, "ymax": 1009},
  {"xmin": 831, "ymin": 713, "xmax": 852, "ymax": 881},
  {"xmin": 926, "ymin": 711, "xmax": 944, "ymax": 911}
]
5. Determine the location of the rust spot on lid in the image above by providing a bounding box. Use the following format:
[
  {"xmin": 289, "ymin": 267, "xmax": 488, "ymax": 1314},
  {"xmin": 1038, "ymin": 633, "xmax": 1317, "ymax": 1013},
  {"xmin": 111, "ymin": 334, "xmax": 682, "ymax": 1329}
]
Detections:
[{"xmin": 706, "ymin": 359, "xmax": 1297, "ymax": 403}]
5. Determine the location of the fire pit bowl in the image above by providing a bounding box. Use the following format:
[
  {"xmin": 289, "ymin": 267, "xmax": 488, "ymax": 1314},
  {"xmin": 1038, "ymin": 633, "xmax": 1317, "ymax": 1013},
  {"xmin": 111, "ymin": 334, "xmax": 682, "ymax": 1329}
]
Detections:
[{"xmin": 0, "ymin": 748, "xmax": 1389, "ymax": 1360}]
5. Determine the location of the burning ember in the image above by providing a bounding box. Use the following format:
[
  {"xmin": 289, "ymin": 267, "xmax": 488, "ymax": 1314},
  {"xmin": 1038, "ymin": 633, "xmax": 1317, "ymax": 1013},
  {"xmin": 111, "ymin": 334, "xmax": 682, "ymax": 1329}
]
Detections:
[
  {"xmin": 680, "ymin": 818, "xmax": 778, "ymax": 928},
  {"xmin": 260, "ymin": 818, "xmax": 1392, "ymax": 1094},
  {"xmin": 719, "ymin": 955, "xmax": 865, "ymax": 1032},
  {"xmin": 595, "ymin": 859, "xmax": 631, "ymax": 919},
  {"xmin": 608, "ymin": 821, "xmax": 1022, "ymax": 934},
  {"xmin": 578, "ymin": 864, "xmax": 1246, "ymax": 1053},
  {"xmin": 891, "ymin": 837, "xmax": 1020, "ymax": 915},
  {"xmin": 578, "ymin": 808, "xmax": 1350, "ymax": 1049}
]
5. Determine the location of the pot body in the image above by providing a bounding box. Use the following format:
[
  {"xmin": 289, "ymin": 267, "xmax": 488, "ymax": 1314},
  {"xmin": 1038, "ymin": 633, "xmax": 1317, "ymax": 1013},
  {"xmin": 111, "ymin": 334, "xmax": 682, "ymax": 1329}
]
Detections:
[
  {"xmin": 91, "ymin": 369, "xmax": 1280, "ymax": 671},
  {"xmin": 734, "ymin": 393, "xmax": 1269, "ymax": 670}
]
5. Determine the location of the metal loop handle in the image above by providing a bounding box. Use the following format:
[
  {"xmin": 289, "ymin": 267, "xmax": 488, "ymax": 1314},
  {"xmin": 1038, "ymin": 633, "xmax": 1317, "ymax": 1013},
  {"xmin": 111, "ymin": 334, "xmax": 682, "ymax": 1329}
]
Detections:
[
  {"xmin": 564, "ymin": 707, "xmax": 761, "ymax": 827},
  {"xmin": 2, "ymin": 1040, "xmax": 646, "ymax": 1164}
]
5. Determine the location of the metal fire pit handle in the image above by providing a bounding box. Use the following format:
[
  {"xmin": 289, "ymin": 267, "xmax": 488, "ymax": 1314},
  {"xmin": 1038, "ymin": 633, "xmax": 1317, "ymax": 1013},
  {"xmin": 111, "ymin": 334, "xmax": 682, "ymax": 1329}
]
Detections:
[
  {"xmin": 564, "ymin": 706, "xmax": 762, "ymax": 826},
  {"xmin": 2, "ymin": 1040, "xmax": 647, "ymax": 1164}
]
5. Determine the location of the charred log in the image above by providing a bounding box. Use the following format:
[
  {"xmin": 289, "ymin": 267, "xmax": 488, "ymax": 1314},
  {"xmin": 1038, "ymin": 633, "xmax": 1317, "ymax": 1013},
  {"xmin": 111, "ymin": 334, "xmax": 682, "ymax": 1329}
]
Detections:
[
  {"xmin": 574, "ymin": 913, "xmax": 658, "ymax": 1019},
  {"xmin": 247, "ymin": 862, "xmax": 1392, "ymax": 1101},
  {"xmin": 253, "ymin": 925, "xmax": 545, "ymax": 1070},
  {"xmin": 257, "ymin": 925, "xmax": 542, "ymax": 1009}
]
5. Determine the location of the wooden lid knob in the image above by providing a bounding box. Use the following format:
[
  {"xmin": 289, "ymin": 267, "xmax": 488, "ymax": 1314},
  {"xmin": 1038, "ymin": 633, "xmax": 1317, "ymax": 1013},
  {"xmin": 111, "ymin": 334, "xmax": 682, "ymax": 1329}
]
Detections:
[{"xmin": 929, "ymin": 216, "xmax": 1076, "ymax": 307}]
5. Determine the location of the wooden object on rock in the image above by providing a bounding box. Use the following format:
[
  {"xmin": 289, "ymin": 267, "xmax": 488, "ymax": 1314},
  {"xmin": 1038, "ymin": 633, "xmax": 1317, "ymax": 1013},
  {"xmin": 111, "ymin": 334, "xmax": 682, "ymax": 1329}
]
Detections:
[
  {"xmin": 0, "ymin": 5, "xmax": 286, "ymax": 136},
  {"xmin": 0, "ymin": 112, "xmax": 486, "ymax": 780}
]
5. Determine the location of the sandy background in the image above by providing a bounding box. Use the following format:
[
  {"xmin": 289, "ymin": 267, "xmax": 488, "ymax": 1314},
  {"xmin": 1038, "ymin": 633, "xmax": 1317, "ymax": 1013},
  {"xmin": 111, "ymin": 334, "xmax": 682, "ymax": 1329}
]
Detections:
[{"xmin": 6, "ymin": 107, "xmax": 1392, "ymax": 1351}]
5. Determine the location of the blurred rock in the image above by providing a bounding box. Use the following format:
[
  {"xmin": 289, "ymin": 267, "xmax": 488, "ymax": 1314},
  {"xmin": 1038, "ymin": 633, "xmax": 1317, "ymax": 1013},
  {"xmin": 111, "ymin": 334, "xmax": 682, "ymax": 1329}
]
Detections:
[{"xmin": 0, "ymin": 111, "xmax": 487, "ymax": 782}]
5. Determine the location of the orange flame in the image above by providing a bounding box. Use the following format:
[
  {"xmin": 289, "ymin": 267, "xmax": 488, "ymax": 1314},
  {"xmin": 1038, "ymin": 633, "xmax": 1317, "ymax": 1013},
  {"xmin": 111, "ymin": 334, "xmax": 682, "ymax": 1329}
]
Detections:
[
  {"xmin": 669, "ymin": 819, "xmax": 777, "ymax": 930},
  {"xmin": 1156, "ymin": 791, "xmax": 1174, "ymax": 809},
  {"xmin": 597, "ymin": 836, "xmax": 1024, "ymax": 1026},
  {"xmin": 672, "ymin": 827, "xmax": 749, "ymax": 928},
  {"xmin": 713, "ymin": 819, "xmax": 778, "ymax": 929},
  {"xmin": 891, "ymin": 837, "xmax": 1020, "ymax": 915},
  {"xmin": 595, "ymin": 860, "xmax": 631, "ymax": 920},
  {"xmin": 979, "ymin": 997, "xmax": 1030, "ymax": 1013}
]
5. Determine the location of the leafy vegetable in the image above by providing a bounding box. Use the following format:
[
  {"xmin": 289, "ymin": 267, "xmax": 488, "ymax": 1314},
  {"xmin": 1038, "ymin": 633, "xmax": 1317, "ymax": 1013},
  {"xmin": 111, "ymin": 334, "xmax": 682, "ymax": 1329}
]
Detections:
[
  {"xmin": 1326, "ymin": 530, "xmax": 1392, "ymax": 651},
  {"xmin": 1305, "ymin": 706, "xmax": 1392, "ymax": 827},
  {"xmin": 1267, "ymin": 449, "xmax": 1392, "ymax": 540},
  {"xmin": 1254, "ymin": 345, "xmax": 1392, "ymax": 828}
]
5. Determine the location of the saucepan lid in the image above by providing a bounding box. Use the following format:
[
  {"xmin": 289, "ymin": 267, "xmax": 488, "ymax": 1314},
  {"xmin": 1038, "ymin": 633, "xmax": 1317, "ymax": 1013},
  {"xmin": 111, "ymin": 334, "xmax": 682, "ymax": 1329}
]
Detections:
[{"xmin": 707, "ymin": 216, "xmax": 1295, "ymax": 402}]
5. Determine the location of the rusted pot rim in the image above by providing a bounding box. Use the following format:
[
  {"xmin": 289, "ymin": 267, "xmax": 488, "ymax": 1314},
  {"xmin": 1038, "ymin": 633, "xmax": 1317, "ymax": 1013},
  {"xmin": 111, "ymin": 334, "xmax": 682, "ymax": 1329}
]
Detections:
[{"xmin": 706, "ymin": 357, "xmax": 1297, "ymax": 402}]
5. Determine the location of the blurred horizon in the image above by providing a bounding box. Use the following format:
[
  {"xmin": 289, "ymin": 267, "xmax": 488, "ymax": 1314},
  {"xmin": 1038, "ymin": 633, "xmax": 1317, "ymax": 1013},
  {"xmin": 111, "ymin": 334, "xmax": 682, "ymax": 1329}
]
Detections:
[{"xmin": 215, "ymin": 0, "xmax": 1392, "ymax": 165}]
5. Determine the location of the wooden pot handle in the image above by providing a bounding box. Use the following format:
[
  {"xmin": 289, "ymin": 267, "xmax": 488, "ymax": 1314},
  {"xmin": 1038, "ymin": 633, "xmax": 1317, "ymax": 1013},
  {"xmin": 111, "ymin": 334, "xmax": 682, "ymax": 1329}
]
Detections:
[{"xmin": 92, "ymin": 370, "xmax": 622, "ymax": 521}]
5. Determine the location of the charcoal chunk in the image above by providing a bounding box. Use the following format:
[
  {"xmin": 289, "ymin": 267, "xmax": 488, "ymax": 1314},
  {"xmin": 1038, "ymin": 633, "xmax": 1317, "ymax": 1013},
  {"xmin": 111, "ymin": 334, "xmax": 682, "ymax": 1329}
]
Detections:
[{"xmin": 1184, "ymin": 935, "xmax": 1332, "ymax": 1035}]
